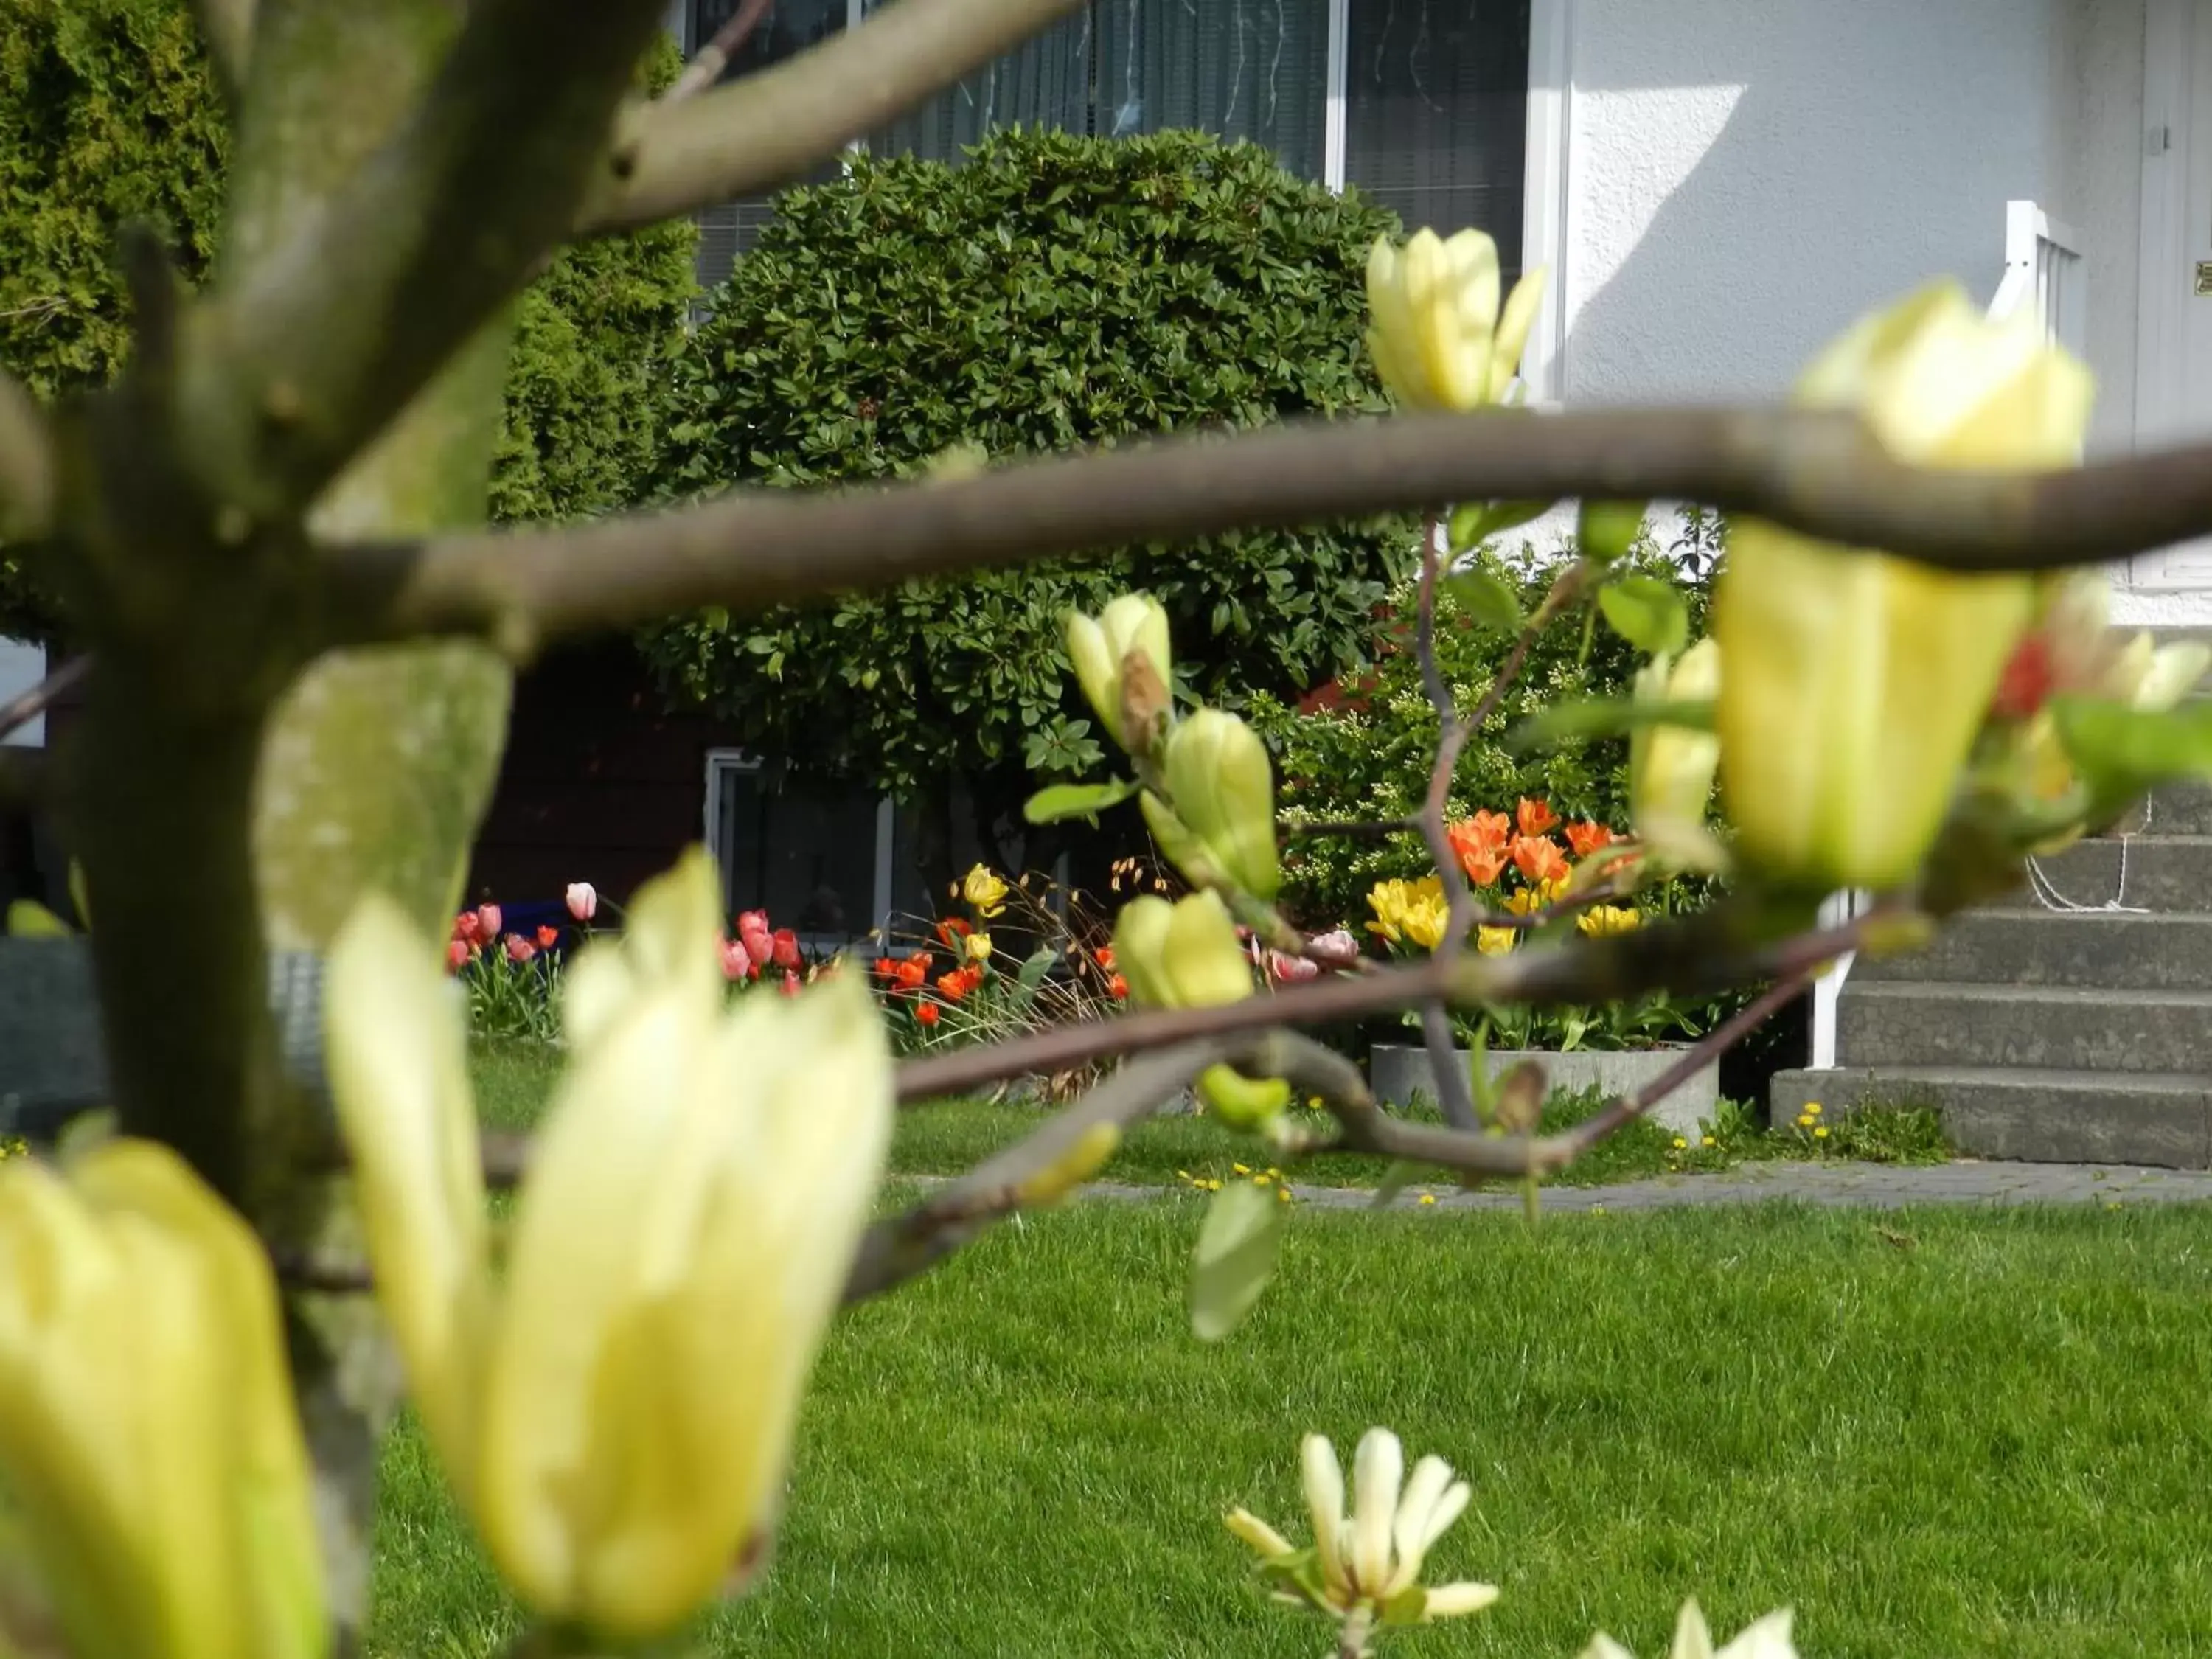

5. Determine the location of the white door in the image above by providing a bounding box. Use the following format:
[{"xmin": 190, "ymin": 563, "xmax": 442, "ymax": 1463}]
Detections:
[{"xmin": 2134, "ymin": 0, "xmax": 2212, "ymax": 593}]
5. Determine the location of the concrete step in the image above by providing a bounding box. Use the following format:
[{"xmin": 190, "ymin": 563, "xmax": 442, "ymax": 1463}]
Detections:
[
  {"xmin": 1854, "ymin": 909, "xmax": 2212, "ymax": 990},
  {"xmin": 2118, "ymin": 782, "xmax": 2212, "ymax": 836},
  {"xmin": 1837, "ymin": 981, "xmax": 2212, "ymax": 1072},
  {"xmin": 1770, "ymin": 1065, "xmax": 2212, "ymax": 1169},
  {"xmin": 2020, "ymin": 835, "xmax": 2212, "ymax": 914}
]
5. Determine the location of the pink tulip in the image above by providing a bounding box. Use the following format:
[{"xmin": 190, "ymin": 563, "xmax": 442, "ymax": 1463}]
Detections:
[
  {"xmin": 720, "ymin": 939, "xmax": 751, "ymax": 981},
  {"xmin": 565, "ymin": 882, "xmax": 597, "ymax": 923},
  {"xmin": 504, "ymin": 934, "xmax": 536, "ymax": 964},
  {"xmin": 1305, "ymin": 928, "xmax": 1360, "ymax": 970},
  {"xmin": 771, "ymin": 928, "xmax": 801, "ymax": 972},
  {"xmin": 737, "ymin": 909, "xmax": 775, "ymax": 970},
  {"xmin": 1265, "ymin": 949, "xmax": 1321, "ymax": 984},
  {"xmin": 779, "ymin": 970, "xmax": 802, "ymax": 997},
  {"xmin": 453, "ymin": 911, "xmax": 482, "ymax": 945},
  {"xmin": 445, "ymin": 939, "xmax": 470, "ymax": 973},
  {"xmin": 475, "ymin": 903, "xmax": 503, "ymax": 939}
]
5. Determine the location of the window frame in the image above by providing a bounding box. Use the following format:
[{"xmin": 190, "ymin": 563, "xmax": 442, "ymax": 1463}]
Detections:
[{"xmin": 701, "ymin": 748, "xmax": 895, "ymax": 949}]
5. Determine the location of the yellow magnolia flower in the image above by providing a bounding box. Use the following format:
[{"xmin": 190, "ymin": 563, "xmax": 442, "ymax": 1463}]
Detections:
[
  {"xmin": 324, "ymin": 848, "xmax": 893, "ymax": 1643},
  {"xmin": 0, "ymin": 1141, "xmax": 327, "ymax": 1659},
  {"xmin": 1475, "ymin": 925, "xmax": 1518, "ymax": 956},
  {"xmin": 1227, "ymin": 1428, "xmax": 1498, "ymax": 1639},
  {"xmin": 1366, "ymin": 877, "xmax": 1450, "ymax": 952},
  {"xmin": 961, "ymin": 863, "xmax": 1010, "ymax": 917},
  {"xmin": 1576, "ymin": 905, "xmax": 1642, "ymax": 938},
  {"xmin": 1630, "ymin": 637, "xmax": 1725, "ymax": 872},
  {"xmin": 1716, "ymin": 280, "xmax": 2093, "ymax": 889},
  {"xmin": 1366, "ymin": 227, "xmax": 1548, "ymax": 411},
  {"xmin": 1065, "ymin": 594, "xmax": 1173, "ymax": 754},
  {"xmin": 964, "ymin": 930, "xmax": 993, "ymax": 964},
  {"xmin": 1582, "ymin": 1600, "xmax": 1798, "ymax": 1659},
  {"xmin": 1113, "ymin": 891, "xmax": 1290, "ymax": 1127},
  {"xmin": 1146, "ymin": 709, "xmax": 1280, "ymax": 902}
]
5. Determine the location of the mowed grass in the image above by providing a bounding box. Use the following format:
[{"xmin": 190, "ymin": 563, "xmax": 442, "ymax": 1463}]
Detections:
[
  {"xmin": 467, "ymin": 1040, "xmax": 1948, "ymax": 1192},
  {"xmin": 369, "ymin": 1198, "xmax": 2212, "ymax": 1658}
]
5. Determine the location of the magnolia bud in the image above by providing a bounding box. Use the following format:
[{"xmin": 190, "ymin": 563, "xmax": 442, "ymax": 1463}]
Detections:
[
  {"xmin": 1065, "ymin": 594, "xmax": 1172, "ymax": 755},
  {"xmin": 1158, "ymin": 709, "xmax": 1280, "ymax": 901},
  {"xmin": 1113, "ymin": 892, "xmax": 1287, "ymax": 1127}
]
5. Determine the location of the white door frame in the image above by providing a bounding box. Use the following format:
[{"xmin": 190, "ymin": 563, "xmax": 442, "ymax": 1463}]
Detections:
[
  {"xmin": 1521, "ymin": 0, "xmax": 1574, "ymax": 406},
  {"xmin": 2136, "ymin": 0, "xmax": 2194, "ymax": 459}
]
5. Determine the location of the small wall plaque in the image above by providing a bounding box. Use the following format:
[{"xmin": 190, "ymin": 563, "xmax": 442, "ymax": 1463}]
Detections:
[{"xmin": 2196, "ymin": 262, "xmax": 2212, "ymax": 296}]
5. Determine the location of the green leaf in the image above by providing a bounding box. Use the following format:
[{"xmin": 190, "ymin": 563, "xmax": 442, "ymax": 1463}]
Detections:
[
  {"xmin": 1444, "ymin": 568, "xmax": 1525, "ymax": 636},
  {"xmin": 2052, "ymin": 695, "xmax": 2212, "ymax": 804},
  {"xmin": 1189, "ymin": 1179, "xmax": 1289, "ymax": 1341},
  {"xmin": 1576, "ymin": 500, "xmax": 1648, "ymax": 565},
  {"xmin": 5, "ymin": 900, "xmax": 71, "ymax": 939},
  {"xmin": 1507, "ymin": 695, "xmax": 1715, "ymax": 752},
  {"xmin": 1016, "ymin": 946, "xmax": 1058, "ymax": 993},
  {"xmin": 1596, "ymin": 574, "xmax": 1690, "ymax": 656},
  {"xmin": 1023, "ymin": 777, "xmax": 1141, "ymax": 824},
  {"xmin": 1448, "ymin": 499, "xmax": 1551, "ymax": 551}
]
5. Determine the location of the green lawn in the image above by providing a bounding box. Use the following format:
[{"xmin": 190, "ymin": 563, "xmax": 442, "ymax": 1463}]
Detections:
[
  {"xmin": 465, "ymin": 1041, "xmax": 1948, "ymax": 1193},
  {"xmin": 369, "ymin": 1198, "xmax": 2212, "ymax": 1658}
]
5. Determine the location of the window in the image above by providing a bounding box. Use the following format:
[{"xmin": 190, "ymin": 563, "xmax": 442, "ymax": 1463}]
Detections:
[
  {"xmin": 685, "ymin": 0, "xmax": 1531, "ymax": 286},
  {"xmin": 703, "ymin": 752, "xmax": 931, "ymax": 945},
  {"xmin": 1342, "ymin": 1, "xmax": 1531, "ymax": 279}
]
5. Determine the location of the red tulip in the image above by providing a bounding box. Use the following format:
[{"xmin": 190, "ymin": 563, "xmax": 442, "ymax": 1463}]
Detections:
[
  {"xmin": 474, "ymin": 903, "xmax": 502, "ymax": 939},
  {"xmin": 535, "ymin": 924, "xmax": 560, "ymax": 950},
  {"xmin": 917, "ymin": 1001, "xmax": 941, "ymax": 1026},
  {"xmin": 770, "ymin": 928, "xmax": 801, "ymax": 972},
  {"xmin": 445, "ymin": 939, "xmax": 470, "ymax": 973},
  {"xmin": 453, "ymin": 911, "xmax": 483, "ymax": 945},
  {"xmin": 565, "ymin": 882, "xmax": 598, "ymax": 922},
  {"xmin": 1108, "ymin": 973, "xmax": 1129, "ymax": 1000},
  {"xmin": 504, "ymin": 934, "xmax": 535, "ymax": 964},
  {"xmin": 779, "ymin": 970, "xmax": 802, "ymax": 997},
  {"xmin": 719, "ymin": 939, "xmax": 751, "ymax": 981},
  {"xmin": 737, "ymin": 909, "xmax": 774, "ymax": 969}
]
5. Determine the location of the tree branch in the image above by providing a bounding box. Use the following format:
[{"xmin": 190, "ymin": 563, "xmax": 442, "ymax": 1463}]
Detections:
[
  {"xmin": 842, "ymin": 1040, "xmax": 1223, "ymax": 1304},
  {"xmin": 189, "ymin": 0, "xmax": 255, "ymax": 101},
  {"xmin": 0, "ymin": 367, "xmax": 54, "ymax": 543},
  {"xmin": 321, "ymin": 408, "xmax": 2212, "ymax": 653},
  {"xmin": 0, "ymin": 657, "xmax": 89, "ymax": 743},
  {"xmin": 177, "ymin": 0, "xmax": 670, "ymax": 515},
  {"xmin": 894, "ymin": 901, "xmax": 1883, "ymax": 1104},
  {"xmin": 661, "ymin": 0, "xmax": 774, "ymax": 105},
  {"xmin": 578, "ymin": 0, "xmax": 1086, "ymax": 237}
]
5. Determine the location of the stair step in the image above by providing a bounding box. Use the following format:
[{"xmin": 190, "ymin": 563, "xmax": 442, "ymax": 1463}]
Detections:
[
  {"xmin": 1770, "ymin": 1065, "xmax": 2212, "ymax": 1169},
  {"xmin": 2118, "ymin": 782, "xmax": 2212, "ymax": 837},
  {"xmin": 1854, "ymin": 909, "xmax": 2212, "ymax": 990},
  {"xmin": 1837, "ymin": 981, "xmax": 2212, "ymax": 1072},
  {"xmin": 2020, "ymin": 835, "xmax": 2212, "ymax": 914}
]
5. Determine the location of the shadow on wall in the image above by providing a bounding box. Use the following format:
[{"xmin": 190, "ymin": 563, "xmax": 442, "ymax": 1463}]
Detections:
[{"xmin": 1560, "ymin": 0, "xmax": 2064, "ymax": 406}]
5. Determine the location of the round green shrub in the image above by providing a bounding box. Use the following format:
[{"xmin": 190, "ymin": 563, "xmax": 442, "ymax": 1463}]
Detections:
[{"xmin": 643, "ymin": 126, "xmax": 1417, "ymax": 809}]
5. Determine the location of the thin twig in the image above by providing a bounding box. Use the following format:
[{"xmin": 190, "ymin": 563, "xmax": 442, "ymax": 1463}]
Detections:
[
  {"xmin": 843, "ymin": 1040, "xmax": 1222, "ymax": 1304},
  {"xmin": 661, "ymin": 0, "xmax": 774, "ymax": 104},
  {"xmin": 321, "ymin": 407, "xmax": 2202, "ymax": 654},
  {"xmin": 0, "ymin": 657, "xmax": 89, "ymax": 742},
  {"xmin": 579, "ymin": 0, "xmax": 1086, "ymax": 237},
  {"xmin": 894, "ymin": 902, "xmax": 1887, "ymax": 1104},
  {"xmin": 0, "ymin": 367, "xmax": 53, "ymax": 542},
  {"xmin": 1411, "ymin": 512, "xmax": 1481, "ymax": 1130}
]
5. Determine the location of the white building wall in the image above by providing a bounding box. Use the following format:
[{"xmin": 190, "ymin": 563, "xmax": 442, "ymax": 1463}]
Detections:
[{"xmin": 1555, "ymin": 0, "xmax": 2087, "ymax": 406}]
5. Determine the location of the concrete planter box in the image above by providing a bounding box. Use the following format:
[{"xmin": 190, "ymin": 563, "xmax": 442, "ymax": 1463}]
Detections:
[{"xmin": 1370, "ymin": 1043, "xmax": 1718, "ymax": 1137}]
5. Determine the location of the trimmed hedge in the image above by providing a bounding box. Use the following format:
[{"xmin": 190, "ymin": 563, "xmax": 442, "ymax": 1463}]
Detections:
[{"xmin": 644, "ymin": 127, "xmax": 1418, "ymax": 803}]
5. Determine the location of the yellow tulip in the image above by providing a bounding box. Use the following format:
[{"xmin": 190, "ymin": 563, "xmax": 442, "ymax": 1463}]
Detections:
[
  {"xmin": 964, "ymin": 930, "xmax": 993, "ymax": 963},
  {"xmin": 1716, "ymin": 280, "xmax": 2093, "ymax": 890},
  {"xmin": 0, "ymin": 1141, "xmax": 327, "ymax": 1659},
  {"xmin": 1630, "ymin": 637, "xmax": 1724, "ymax": 872},
  {"xmin": 1366, "ymin": 228, "xmax": 1548, "ymax": 411},
  {"xmin": 1065, "ymin": 594, "xmax": 1173, "ymax": 754},
  {"xmin": 324, "ymin": 847, "xmax": 893, "ymax": 1642},
  {"xmin": 1365, "ymin": 876, "xmax": 1451, "ymax": 953},
  {"xmin": 1113, "ymin": 892, "xmax": 1289, "ymax": 1127},
  {"xmin": 1575, "ymin": 905, "xmax": 1643, "ymax": 939},
  {"xmin": 1475, "ymin": 925, "xmax": 1519, "ymax": 956},
  {"xmin": 1152, "ymin": 709, "xmax": 1281, "ymax": 902},
  {"xmin": 960, "ymin": 863, "xmax": 1009, "ymax": 918}
]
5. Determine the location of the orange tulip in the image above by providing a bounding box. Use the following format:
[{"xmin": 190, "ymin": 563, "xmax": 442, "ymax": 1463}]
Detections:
[
  {"xmin": 1109, "ymin": 973, "xmax": 1130, "ymax": 1000},
  {"xmin": 1510, "ymin": 835, "xmax": 1568, "ymax": 887},
  {"xmin": 1516, "ymin": 798, "xmax": 1559, "ymax": 838},
  {"xmin": 935, "ymin": 970, "xmax": 969, "ymax": 1001},
  {"xmin": 1563, "ymin": 821, "xmax": 1615, "ymax": 858},
  {"xmin": 917, "ymin": 1001, "xmax": 941, "ymax": 1027},
  {"xmin": 1467, "ymin": 809, "xmax": 1512, "ymax": 850}
]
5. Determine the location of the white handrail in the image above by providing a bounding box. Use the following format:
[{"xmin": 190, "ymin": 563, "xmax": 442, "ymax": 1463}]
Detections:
[{"xmin": 1804, "ymin": 200, "xmax": 2086, "ymax": 1078}]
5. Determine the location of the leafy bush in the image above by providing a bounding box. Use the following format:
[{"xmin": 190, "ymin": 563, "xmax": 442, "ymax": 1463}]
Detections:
[
  {"xmin": 0, "ymin": 0, "xmax": 693, "ymax": 639},
  {"xmin": 643, "ymin": 128, "xmax": 1416, "ymax": 817},
  {"xmin": 1253, "ymin": 543, "xmax": 1709, "ymax": 927}
]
